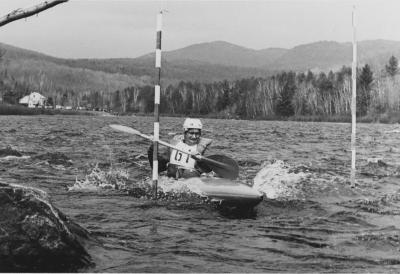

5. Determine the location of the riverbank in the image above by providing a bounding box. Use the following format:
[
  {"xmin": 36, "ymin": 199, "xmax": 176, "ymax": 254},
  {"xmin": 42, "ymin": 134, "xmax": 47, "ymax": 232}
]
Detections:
[
  {"xmin": 0, "ymin": 104, "xmax": 97, "ymax": 116},
  {"xmin": 2, "ymin": 104, "xmax": 399, "ymax": 124},
  {"xmin": 131, "ymin": 111, "xmax": 400, "ymax": 124},
  {"xmin": 286, "ymin": 111, "xmax": 400, "ymax": 124}
]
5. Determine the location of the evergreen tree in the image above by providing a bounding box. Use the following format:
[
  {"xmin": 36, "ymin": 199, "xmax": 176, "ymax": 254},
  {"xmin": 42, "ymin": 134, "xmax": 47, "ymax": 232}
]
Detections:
[
  {"xmin": 137, "ymin": 85, "xmax": 154, "ymax": 112},
  {"xmin": 276, "ymin": 71, "xmax": 296, "ymax": 116},
  {"xmin": 385, "ymin": 55, "xmax": 398, "ymax": 77},
  {"xmin": 112, "ymin": 90, "xmax": 122, "ymax": 111},
  {"xmin": 216, "ymin": 80, "xmax": 231, "ymax": 111},
  {"xmin": 305, "ymin": 70, "xmax": 314, "ymax": 83},
  {"xmin": 357, "ymin": 64, "xmax": 374, "ymax": 115},
  {"xmin": 336, "ymin": 66, "xmax": 351, "ymax": 83},
  {"xmin": 358, "ymin": 64, "xmax": 374, "ymax": 91},
  {"xmin": 296, "ymin": 72, "xmax": 306, "ymax": 83}
]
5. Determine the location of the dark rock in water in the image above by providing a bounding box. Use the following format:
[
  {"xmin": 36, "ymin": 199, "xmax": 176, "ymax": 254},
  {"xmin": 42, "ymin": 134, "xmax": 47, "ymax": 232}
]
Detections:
[
  {"xmin": 0, "ymin": 182, "xmax": 93, "ymax": 272},
  {"xmin": 0, "ymin": 146, "xmax": 22, "ymax": 157},
  {"xmin": 34, "ymin": 152, "xmax": 73, "ymax": 166},
  {"xmin": 360, "ymin": 158, "xmax": 393, "ymax": 178}
]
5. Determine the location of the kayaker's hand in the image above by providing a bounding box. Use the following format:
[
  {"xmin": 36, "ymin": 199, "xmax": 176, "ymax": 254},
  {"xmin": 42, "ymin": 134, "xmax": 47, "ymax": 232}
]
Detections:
[{"xmin": 192, "ymin": 153, "xmax": 202, "ymax": 161}]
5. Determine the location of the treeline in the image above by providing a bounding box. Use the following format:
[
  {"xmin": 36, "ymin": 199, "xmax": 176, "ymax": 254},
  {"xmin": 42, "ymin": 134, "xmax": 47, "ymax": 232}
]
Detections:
[
  {"xmin": 2, "ymin": 55, "xmax": 400, "ymax": 119},
  {"xmin": 100, "ymin": 58, "xmax": 400, "ymax": 119}
]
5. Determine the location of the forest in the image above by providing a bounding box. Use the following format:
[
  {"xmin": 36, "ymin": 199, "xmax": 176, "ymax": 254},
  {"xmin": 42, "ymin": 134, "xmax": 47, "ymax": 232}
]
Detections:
[{"xmin": 1, "ymin": 53, "xmax": 400, "ymax": 121}]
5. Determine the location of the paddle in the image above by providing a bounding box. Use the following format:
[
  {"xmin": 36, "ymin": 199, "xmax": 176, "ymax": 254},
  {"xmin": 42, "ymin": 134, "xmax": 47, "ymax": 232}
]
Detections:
[
  {"xmin": 196, "ymin": 154, "xmax": 239, "ymax": 180},
  {"xmin": 109, "ymin": 124, "xmax": 239, "ymax": 180}
]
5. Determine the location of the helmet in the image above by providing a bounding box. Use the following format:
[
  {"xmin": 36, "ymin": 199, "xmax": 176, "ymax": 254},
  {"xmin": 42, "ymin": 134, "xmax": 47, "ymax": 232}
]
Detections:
[{"xmin": 183, "ymin": 118, "xmax": 202, "ymax": 131}]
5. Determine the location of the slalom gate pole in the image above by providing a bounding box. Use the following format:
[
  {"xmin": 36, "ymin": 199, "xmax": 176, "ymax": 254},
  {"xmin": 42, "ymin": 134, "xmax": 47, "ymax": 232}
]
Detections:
[
  {"xmin": 152, "ymin": 11, "xmax": 163, "ymax": 199},
  {"xmin": 351, "ymin": 6, "xmax": 357, "ymax": 187}
]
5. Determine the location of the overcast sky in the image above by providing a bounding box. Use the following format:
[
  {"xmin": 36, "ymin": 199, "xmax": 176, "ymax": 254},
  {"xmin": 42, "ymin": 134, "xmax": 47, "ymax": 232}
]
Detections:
[{"xmin": 0, "ymin": 0, "xmax": 399, "ymax": 59}]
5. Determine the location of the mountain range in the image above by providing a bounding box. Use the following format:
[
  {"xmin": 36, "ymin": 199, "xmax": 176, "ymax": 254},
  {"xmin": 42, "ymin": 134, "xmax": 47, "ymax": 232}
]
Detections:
[{"xmin": 1, "ymin": 39, "xmax": 400, "ymax": 92}]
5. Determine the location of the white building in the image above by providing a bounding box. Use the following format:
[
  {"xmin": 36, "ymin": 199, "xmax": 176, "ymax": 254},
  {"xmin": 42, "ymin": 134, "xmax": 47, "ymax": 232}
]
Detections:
[{"xmin": 19, "ymin": 92, "xmax": 46, "ymax": 108}]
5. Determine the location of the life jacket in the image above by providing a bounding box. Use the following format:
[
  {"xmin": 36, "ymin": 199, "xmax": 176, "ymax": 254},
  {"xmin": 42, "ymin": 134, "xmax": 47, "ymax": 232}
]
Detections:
[
  {"xmin": 167, "ymin": 135, "xmax": 212, "ymax": 178},
  {"xmin": 169, "ymin": 141, "xmax": 198, "ymax": 169},
  {"xmin": 170, "ymin": 135, "xmax": 212, "ymax": 155}
]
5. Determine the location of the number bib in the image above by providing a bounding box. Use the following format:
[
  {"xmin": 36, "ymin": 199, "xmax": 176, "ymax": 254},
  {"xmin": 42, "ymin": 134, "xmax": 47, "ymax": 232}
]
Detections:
[{"xmin": 169, "ymin": 142, "xmax": 197, "ymax": 169}]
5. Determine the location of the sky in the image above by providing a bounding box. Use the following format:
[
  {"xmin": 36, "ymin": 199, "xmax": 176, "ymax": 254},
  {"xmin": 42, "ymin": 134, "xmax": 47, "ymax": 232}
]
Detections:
[{"xmin": 0, "ymin": 0, "xmax": 400, "ymax": 59}]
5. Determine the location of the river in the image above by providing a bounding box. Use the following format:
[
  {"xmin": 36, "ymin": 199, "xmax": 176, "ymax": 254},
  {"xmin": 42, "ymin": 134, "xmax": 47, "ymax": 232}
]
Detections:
[{"xmin": 1, "ymin": 115, "xmax": 400, "ymax": 272}]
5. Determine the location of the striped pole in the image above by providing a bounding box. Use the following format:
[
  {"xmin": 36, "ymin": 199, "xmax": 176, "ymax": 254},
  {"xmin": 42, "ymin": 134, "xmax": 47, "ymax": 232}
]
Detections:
[
  {"xmin": 350, "ymin": 6, "xmax": 357, "ymax": 187},
  {"xmin": 152, "ymin": 11, "xmax": 163, "ymax": 199}
]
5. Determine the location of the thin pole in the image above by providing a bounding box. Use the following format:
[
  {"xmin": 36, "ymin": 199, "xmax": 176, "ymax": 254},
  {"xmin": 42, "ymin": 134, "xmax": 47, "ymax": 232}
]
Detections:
[
  {"xmin": 152, "ymin": 11, "xmax": 163, "ymax": 199},
  {"xmin": 351, "ymin": 6, "xmax": 357, "ymax": 187}
]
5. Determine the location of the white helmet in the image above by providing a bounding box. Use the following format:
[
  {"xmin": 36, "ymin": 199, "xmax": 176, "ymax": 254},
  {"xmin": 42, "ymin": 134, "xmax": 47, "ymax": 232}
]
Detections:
[{"xmin": 183, "ymin": 118, "xmax": 202, "ymax": 131}]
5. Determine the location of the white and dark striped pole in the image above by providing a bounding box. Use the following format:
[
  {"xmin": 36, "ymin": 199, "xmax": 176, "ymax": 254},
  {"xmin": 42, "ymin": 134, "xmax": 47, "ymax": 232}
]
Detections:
[
  {"xmin": 152, "ymin": 11, "xmax": 163, "ymax": 199},
  {"xmin": 351, "ymin": 6, "xmax": 357, "ymax": 187}
]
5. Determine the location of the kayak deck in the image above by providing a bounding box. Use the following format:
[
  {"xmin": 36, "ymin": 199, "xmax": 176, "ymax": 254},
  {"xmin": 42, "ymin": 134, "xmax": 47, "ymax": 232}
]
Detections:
[{"xmin": 182, "ymin": 177, "xmax": 263, "ymax": 207}]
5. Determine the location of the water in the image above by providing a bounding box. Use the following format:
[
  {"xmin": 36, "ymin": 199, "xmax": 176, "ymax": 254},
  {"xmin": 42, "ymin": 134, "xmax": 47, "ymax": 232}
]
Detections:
[{"xmin": 1, "ymin": 115, "xmax": 400, "ymax": 272}]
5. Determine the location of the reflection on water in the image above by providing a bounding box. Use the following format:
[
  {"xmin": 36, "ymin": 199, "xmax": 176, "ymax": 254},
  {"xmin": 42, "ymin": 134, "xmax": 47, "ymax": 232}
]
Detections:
[{"xmin": 1, "ymin": 115, "xmax": 400, "ymax": 272}]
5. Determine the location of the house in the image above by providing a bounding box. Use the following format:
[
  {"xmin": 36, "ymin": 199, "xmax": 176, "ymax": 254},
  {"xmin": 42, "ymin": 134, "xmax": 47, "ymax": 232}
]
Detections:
[{"xmin": 19, "ymin": 92, "xmax": 46, "ymax": 108}]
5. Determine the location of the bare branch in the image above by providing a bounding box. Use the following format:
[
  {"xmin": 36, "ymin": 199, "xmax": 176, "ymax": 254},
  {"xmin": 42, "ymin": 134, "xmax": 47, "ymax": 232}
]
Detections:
[{"xmin": 0, "ymin": 0, "xmax": 68, "ymax": 27}]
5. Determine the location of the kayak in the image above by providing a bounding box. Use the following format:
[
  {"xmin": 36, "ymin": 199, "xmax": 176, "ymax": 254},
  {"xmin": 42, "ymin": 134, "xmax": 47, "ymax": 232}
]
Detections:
[
  {"xmin": 109, "ymin": 124, "xmax": 262, "ymax": 207},
  {"xmin": 181, "ymin": 177, "xmax": 263, "ymax": 208}
]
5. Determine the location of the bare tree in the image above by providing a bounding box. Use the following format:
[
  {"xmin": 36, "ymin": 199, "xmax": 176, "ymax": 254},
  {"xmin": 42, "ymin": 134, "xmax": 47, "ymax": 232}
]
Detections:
[{"xmin": 0, "ymin": 0, "xmax": 68, "ymax": 27}]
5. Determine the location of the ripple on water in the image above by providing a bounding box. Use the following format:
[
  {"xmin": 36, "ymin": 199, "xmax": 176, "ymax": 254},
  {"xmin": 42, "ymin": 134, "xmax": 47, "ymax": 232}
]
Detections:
[{"xmin": 3, "ymin": 116, "xmax": 400, "ymax": 272}]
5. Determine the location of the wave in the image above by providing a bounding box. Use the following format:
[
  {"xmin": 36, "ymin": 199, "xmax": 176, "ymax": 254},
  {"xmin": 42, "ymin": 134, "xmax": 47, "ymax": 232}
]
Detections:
[
  {"xmin": 0, "ymin": 155, "xmax": 30, "ymax": 161},
  {"xmin": 0, "ymin": 146, "xmax": 30, "ymax": 161},
  {"xmin": 253, "ymin": 160, "xmax": 310, "ymax": 199},
  {"xmin": 68, "ymin": 164, "xmax": 129, "ymax": 191}
]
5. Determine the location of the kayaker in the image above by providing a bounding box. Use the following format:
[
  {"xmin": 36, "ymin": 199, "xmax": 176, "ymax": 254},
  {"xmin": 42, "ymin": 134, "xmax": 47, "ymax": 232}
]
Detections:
[{"xmin": 148, "ymin": 118, "xmax": 213, "ymax": 179}]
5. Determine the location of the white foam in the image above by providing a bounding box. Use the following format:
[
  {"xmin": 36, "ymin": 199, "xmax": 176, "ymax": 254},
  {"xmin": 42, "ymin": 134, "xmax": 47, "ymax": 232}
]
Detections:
[
  {"xmin": 68, "ymin": 165, "xmax": 129, "ymax": 191},
  {"xmin": 0, "ymin": 155, "xmax": 30, "ymax": 161},
  {"xmin": 154, "ymin": 177, "xmax": 195, "ymax": 193},
  {"xmin": 148, "ymin": 176, "xmax": 204, "ymax": 196},
  {"xmin": 253, "ymin": 160, "xmax": 309, "ymax": 199},
  {"xmin": 385, "ymin": 129, "xmax": 400, "ymax": 133}
]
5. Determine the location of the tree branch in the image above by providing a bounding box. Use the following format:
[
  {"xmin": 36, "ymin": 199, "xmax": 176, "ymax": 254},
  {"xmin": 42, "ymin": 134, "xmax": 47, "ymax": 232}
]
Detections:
[{"xmin": 0, "ymin": 0, "xmax": 68, "ymax": 27}]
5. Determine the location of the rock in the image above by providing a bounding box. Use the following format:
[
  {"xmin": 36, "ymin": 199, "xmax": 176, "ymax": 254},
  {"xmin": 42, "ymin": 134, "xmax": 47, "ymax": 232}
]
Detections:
[
  {"xmin": 33, "ymin": 152, "xmax": 73, "ymax": 166},
  {"xmin": 0, "ymin": 182, "xmax": 93, "ymax": 272},
  {"xmin": 367, "ymin": 157, "xmax": 386, "ymax": 165},
  {"xmin": 0, "ymin": 146, "xmax": 22, "ymax": 157}
]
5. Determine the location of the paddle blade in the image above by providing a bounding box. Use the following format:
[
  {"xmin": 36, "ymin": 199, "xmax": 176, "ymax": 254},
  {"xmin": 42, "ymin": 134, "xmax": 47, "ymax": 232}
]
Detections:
[
  {"xmin": 110, "ymin": 124, "xmax": 141, "ymax": 135},
  {"xmin": 201, "ymin": 154, "xmax": 239, "ymax": 180}
]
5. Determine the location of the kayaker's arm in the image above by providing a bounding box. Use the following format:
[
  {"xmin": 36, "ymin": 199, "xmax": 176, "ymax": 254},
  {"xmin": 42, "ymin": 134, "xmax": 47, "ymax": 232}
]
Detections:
[{"xmin": 147, "ymin": 144, "xmax": 169, "ymax": 172}]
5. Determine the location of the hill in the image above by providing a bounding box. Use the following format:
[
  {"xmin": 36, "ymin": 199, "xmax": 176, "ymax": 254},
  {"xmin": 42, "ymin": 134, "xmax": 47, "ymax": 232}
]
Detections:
[
  {"xmin": 1, "ymin": 39, "xmax": 400, "ymax": 94},
  {"xmin": 136, "ymin": 41, "xmax": 287, "ymax": 68},
  {"xmin": 0, "ymin": 43, "xmax": 148, "ymax": 94},
  {"xmin": 270, "ymin": 40, "xmax": 400, "ymax": 72},
  {"xmin": 270, "ymin": 41, "xmax": 352, "ymax": 71}
]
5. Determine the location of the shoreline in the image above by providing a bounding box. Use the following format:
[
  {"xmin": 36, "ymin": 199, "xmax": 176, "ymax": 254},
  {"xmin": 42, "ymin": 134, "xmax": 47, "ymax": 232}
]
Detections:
[
  {"xmin": 1, "ymin": 104, "xmax": 399, "ymax": 124},
  {"xmin": 0, "ymin": 104, "xmax": 108, "ymax": 116},
  {"xmin": 130, "ymin": 112, "xmax": 400, "ymax": 124}
]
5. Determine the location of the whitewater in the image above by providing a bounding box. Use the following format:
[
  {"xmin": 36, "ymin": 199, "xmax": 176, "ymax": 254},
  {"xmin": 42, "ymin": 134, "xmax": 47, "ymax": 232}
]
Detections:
[{"xmin": 1, "ymin": 115, "xmax": 400, "ymax": 272}]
